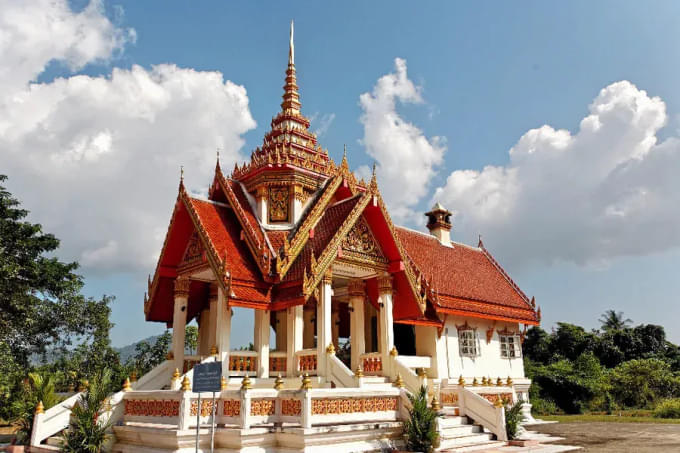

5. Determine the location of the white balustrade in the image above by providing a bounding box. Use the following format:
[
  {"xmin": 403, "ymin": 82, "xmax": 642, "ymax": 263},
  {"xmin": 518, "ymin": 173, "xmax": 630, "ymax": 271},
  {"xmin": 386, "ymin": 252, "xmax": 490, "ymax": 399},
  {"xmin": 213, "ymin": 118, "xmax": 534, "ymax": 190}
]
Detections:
[
  {"xmin": 458, "ymin": 387, "xmax": 508, "ymax": 442},
  {"xmin": 269, "ymin": 351, "xmax": 287, "ymax": 376},
  {"xmin": 295, "ymin": 349, "xmax": 318, "ymax": 375},
  {"xmin": 228, "ymin": 350, "xmax": 258, "ymax": 376},
  {"xmin": 359, "ymin": 352, "xmax": 383, "ymax": 375}
]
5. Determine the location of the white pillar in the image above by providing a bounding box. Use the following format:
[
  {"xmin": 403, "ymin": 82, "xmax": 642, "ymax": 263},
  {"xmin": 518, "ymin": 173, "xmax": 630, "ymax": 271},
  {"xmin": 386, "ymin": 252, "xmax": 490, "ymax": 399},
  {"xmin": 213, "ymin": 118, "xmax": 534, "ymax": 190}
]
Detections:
[
  {"xmin": 254, "ymin": 309, "xmax": 271, "ymax": 378},
  {"xmin": 349, "ymin": 279, "xmax": 366, "ymax": 371},
  {"xmin": 291, "ymin": 184, "xmax": 304, "ymax": 223},
  {"xmin": 172, "ymin": 277, "xmax": 190, "ymax": 372},
  {"xmin": 415, "ymin": 325, "xmax": 448, "ymax": 379},
  {"xmin": 198, "ymin": 308, "xmax": 210, "ymax": 356},
  {"xmin": 207, "ymin": 284, "xmax": 219, "ymax": 354},
  {"xmin": 275, "ymin": 310, "xmax": 287, "ymax": 351},
  {"xmin": 256, "ymin": 186, "xmax": 268, "ymax": 226},
  {"xmin": 286, "ymin": 305, "xmax": 303, "ymax": 376},
  {"xmin": 303, "ymin": 308, "xmax": 315, "ymax": 349},
  {"xmin": 317, "ymin": 271, "xmax": 333, "ymax": 372},
  {"xmin": 216, "ymin": 286, "xmax": 231, "ymax": 375},
  {"xmin": 331, "ymin": 309, "xmax": 340, "ymax": 349},
  {"xmin": 378, "ymin": 274, "xmax": 394, "ymax": 374}
]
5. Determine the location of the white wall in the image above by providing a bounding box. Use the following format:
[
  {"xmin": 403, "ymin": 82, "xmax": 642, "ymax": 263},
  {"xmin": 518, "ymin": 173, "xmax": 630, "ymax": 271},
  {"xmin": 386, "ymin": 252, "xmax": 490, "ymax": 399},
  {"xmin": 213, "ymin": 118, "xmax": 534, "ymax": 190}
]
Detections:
[{"xmin": 442, "ymin": 316, "xmax": 526, "ymax": 379}]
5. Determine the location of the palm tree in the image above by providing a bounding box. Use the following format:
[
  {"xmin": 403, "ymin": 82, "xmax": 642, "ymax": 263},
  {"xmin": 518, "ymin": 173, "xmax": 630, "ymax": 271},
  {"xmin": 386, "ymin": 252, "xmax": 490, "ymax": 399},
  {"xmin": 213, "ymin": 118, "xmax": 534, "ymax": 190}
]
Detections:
[
  {"xmin": 60, "ymin": 369, "xmax": 113, "ymax": 452},
  {"xmin": 599, "ymin": 310, "xmax": 632, "ymax": 331},
  {"xmin": 11, "ymin": 373, "xmax": 61, "ymax": 444},
  {"xmin": 403, "ymin": 386, "xmax": 440, "ymax": 452}
]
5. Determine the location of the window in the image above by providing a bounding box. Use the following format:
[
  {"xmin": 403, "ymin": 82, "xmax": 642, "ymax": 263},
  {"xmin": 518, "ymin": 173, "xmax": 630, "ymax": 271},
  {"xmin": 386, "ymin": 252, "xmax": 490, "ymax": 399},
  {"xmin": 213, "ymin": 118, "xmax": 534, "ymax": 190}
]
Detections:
[
  {"xmin": 500, "ymin": 335, "xmax": 521, "ymax": 358},
  {"xmin": 458, "ymin": 330, "xmax": 478, "ymax": 357}
]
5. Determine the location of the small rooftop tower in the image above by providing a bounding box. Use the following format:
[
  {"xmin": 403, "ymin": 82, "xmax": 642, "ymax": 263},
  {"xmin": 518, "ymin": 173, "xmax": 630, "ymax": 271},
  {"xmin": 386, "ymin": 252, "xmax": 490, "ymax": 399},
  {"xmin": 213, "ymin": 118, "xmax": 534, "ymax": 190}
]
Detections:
[{"xmin": 425, "ymin": 202, "xmax": 452, "ymax": 247}]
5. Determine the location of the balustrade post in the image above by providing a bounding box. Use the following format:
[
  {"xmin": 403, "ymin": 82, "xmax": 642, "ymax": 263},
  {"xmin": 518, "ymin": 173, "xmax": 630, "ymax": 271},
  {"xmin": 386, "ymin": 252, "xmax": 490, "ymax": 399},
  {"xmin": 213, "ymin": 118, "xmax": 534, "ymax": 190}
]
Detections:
[
  {"xmin": 178, "ymin": 389, "xmax": 192, "ymax": 430},
  {"xmin": 301, "ymin": 389, "xmax": 312, "ymax": 429},
  {"xmin": 29, "ymin": 402, "xmax": 44, "ymax": 446},
  {"xmin": 240, "ymin": 389, "xmax": 252, "ymax": 429}
]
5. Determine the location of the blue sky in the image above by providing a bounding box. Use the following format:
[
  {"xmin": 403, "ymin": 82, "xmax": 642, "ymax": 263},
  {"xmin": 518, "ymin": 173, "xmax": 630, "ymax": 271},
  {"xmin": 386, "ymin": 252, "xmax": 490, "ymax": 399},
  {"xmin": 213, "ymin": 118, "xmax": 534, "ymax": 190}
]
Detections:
[{"xmin": 4, "ymin": 1, "xmax": 680, "ymax": 347}]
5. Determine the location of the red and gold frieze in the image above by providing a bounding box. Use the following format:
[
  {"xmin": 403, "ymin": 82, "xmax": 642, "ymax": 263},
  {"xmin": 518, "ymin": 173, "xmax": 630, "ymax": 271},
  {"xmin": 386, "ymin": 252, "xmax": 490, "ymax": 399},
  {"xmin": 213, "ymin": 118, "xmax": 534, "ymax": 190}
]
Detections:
[
  {"xmin": 190, "ymin": 399, "xmax": 215, "ymax": 417},
  {"xmin": 124, "ymin": 399, "xmax": 180, "ymax": 417},
  {"xmin": 269, "ymin": 186, "xmax": 290, "ymax": 222},
  {"xmin": 342, "ymin": 218, "xmax": 387, "ymax": 265},
  {"xmin": 222, "ymin": 399, "xmax": 241, "ymax": 417},
  {"xmin": 174, "ymin": 277, "xmax": 190, "ymax": 298},
  {"xmin": 478, "ymin": 393, "xmax": 513, "ymax": 405},
  {"xmin": 281, "ymin": 398, "xmax": 302, "ymax": 416},
  {"xmin": 440, "ymin": 392, "xmax": 458, "ymax": 406},
  {"xmin": 250, "ymin": 399, "xmax": 275, "ymax": 416},
  {"xmin": 311, "ymin": 397, "xmax": 398, "ymax": 415}
]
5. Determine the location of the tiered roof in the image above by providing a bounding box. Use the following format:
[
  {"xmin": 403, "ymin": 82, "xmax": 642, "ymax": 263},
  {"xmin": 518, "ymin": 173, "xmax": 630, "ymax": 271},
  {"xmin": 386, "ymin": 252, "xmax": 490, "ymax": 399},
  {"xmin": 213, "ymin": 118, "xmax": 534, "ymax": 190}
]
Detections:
[{"xmin": 144, "ymin": 23, "xmax": 539, "ymax": 327}]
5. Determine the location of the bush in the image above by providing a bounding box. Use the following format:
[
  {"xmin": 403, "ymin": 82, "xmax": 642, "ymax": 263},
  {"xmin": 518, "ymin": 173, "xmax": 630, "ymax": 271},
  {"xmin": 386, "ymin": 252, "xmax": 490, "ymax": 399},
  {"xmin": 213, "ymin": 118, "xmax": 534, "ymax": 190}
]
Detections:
[
  {"xmin": 403, "ymin": 386, "xmax": 440, "ymax": 453},
  {"xmin": 653, "ymin": 399, "xmax": 680, "ymax": 419},
  {"xmin": 608, "ymin": 359, "xmax": 680, "ymax": 409},
  {"xmin": 505, "ymin": 400, "xmax": 526, "ymax": 440}
]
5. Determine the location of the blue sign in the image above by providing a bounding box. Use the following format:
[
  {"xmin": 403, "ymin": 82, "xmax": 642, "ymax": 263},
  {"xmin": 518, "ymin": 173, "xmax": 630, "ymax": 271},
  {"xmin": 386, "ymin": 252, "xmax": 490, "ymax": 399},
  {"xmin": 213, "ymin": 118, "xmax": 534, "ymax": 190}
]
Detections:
[{"xmin": 192, "ymin": 362, "xmax": 222, "ymax": 392}]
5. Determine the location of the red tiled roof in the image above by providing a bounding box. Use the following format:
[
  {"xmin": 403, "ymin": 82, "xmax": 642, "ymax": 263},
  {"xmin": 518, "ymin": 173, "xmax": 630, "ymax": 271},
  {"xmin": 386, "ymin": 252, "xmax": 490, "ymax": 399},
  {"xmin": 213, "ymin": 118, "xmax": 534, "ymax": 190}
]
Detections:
[
  {"xmin": 395, "ymin": 227, "xmax": 538, "ymax": 324},
  {"xmin": 266, "ymin": 230, "xmax": 289, "ymax": 256},
  {"xmin": 228, "ymin": 179, "xmax": 266, "ymax": 249},
  {"xmin": 284, "ymin": 196, "xmax": 361, "ymax": 282}
]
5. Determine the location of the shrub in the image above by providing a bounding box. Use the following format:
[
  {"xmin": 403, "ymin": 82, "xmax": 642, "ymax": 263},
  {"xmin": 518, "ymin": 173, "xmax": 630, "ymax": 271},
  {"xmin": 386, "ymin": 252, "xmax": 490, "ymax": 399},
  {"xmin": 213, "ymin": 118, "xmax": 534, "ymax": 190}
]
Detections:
[
  {"xmin": 505, "ymin": 400, "xmax": 526, "ymax": 440},
  {"xmin": 11, "ymin": 373, "xmax": 60, "ymax": 445},
  {"xmin": 608, "ymin": 359, "xmax": 680, "ymax": 408},
  {"xmin": 403, "ymin": 386, "xmax": 440, "ymax": 453},
  {"xmin": 653, "ymin": 398, "xmax": 680, "ymax": 419}
]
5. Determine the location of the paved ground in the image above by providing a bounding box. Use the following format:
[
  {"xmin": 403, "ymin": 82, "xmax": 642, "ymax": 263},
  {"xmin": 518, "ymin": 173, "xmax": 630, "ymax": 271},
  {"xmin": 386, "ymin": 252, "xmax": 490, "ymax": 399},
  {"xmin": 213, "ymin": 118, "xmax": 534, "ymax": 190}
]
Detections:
[{"xmin": 528, "ymin": 422, "xmax": 680, "ymax": 452}]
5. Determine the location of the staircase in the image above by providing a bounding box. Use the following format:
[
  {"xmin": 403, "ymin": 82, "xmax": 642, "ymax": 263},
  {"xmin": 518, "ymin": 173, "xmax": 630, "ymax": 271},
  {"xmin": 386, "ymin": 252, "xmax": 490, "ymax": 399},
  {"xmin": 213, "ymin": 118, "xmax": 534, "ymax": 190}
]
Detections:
[{"xmin": 436, "ymin": 407, "xmax": 506, "ymax": 452}]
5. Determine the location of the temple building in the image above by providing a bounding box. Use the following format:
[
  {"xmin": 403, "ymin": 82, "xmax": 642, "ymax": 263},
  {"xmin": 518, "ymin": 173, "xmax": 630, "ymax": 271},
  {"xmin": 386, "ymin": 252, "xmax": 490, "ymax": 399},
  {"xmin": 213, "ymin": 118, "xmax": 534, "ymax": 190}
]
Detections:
[{"xmin": 31, "ymin": 22, "xmax": 541, "ymax": 453}]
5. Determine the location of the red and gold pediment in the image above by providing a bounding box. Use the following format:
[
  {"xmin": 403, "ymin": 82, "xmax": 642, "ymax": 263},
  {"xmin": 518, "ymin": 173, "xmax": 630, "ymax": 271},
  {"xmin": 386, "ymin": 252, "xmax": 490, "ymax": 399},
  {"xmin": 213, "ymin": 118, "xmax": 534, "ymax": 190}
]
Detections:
[
  {"xmin": 341, "ymin": 217, "xmax": 387, "ymax": 266},
  {"xmin": 178, "ymin": 232, "xmax": 207, "ymax": 272}
]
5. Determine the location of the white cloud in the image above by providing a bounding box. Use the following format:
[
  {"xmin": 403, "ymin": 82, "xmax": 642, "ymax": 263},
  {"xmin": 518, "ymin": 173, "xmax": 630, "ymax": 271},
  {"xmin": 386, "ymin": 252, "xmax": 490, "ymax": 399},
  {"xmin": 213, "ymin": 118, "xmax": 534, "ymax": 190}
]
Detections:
[
  {"xmin": 0, "ymin": 1, "xmax": 256, "ymax": 274},
  {"xmin": 358, "ymin": 58, "xmax": 446, "ymax": 222},
  {"xmin": 433, "ymin": 81, "xmax": 680, "ymax": 268},
  {"xmin": 310, "ymin": 112, "xmax": 335, "ymax": 137}
]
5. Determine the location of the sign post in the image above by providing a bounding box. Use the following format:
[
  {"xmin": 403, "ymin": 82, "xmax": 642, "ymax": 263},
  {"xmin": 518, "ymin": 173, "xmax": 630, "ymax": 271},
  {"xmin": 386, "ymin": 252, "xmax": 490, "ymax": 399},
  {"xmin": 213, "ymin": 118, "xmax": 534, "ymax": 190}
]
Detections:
[{"xmin": 192, "ymin": 361, "xmax": 222, "ymax": 453}]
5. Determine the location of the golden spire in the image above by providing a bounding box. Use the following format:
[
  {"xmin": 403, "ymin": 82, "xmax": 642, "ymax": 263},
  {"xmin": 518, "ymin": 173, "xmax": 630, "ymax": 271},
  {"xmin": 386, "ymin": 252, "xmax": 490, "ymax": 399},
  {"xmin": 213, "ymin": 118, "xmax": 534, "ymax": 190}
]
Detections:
[{"xmin": 281, "ymin": 20, "xmax": 301, "ymax": 114}]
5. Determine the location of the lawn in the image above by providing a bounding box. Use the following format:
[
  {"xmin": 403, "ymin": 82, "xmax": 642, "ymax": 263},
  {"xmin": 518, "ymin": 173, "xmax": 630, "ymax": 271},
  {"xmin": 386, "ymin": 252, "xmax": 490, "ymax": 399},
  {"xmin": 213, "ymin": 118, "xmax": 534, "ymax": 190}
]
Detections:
[{"xmin": 540, "ymin": 414, "xmax": 680, "ymax": 424}]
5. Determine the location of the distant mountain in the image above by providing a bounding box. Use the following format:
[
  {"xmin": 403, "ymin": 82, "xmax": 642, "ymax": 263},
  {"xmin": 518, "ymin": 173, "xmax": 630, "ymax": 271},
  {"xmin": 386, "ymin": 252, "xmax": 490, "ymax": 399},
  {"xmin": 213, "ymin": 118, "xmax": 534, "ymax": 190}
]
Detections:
[{"xmin": 115, "ymin": 334, "xmax": 163, "ymax": 364}]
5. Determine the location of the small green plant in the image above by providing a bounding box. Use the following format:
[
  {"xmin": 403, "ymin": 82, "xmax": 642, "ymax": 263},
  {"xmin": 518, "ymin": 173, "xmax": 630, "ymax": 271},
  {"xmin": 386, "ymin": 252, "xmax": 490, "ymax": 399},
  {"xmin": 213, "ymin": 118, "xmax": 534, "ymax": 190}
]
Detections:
[
  {"xmin": 653, "ymin": 398, "xmax": 680, "ymax": 419},
  {"xmin": 11, "ymin": 373, "xmax": 60, "ymax": 445},
  {"xmin": 505, "ymin": 400, "xmax": 526, "ymax": 440},
  {"xmin": 403, "ymin": 386, "xmax": 440, "ymax": 453},
  {"xmin": 60, "ymin": 369, "xmax": 113, "ymax": 453}
]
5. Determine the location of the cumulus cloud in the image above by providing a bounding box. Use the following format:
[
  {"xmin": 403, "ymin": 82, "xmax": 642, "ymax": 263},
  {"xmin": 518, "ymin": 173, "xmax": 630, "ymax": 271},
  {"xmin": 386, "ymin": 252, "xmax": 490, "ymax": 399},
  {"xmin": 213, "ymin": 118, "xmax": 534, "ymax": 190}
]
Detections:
[
  {"xmin": 310, "ymin": 112, "xmax": 335, "ymax": 137},
  {"xmin": 358, "ymin": 58, "xmax": 445, "ymax": 222},
  {"xmin": 0, "ymin": 1, "xmax": 256, "ymax": 274},
  {"xmin": 433, "ymin": 81, "xmax": 680, "ymax": 268}
]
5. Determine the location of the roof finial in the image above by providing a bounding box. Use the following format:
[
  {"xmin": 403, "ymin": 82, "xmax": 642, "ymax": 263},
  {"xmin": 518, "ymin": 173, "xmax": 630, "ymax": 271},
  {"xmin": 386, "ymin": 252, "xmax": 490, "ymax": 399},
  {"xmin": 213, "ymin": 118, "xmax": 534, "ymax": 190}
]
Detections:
[
  {"xmin": 180, "ymin": 165, "xmax": 184, "ymax": 182},
  {"xmin": 478, "ymin": 234, "xmax": 484, "ymax": 248},
  {"xmin": 289, "ymin": 20, "xmax": 295, "ymax": 65}
]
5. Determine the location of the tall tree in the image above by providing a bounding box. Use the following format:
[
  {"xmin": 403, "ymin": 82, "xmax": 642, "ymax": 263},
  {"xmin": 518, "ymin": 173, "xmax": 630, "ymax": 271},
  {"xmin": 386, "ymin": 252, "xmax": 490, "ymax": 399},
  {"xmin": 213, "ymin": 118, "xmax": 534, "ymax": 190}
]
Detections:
[{"xmin": 599, "ymin": 310, "xmax": 632, "ymax": 331}]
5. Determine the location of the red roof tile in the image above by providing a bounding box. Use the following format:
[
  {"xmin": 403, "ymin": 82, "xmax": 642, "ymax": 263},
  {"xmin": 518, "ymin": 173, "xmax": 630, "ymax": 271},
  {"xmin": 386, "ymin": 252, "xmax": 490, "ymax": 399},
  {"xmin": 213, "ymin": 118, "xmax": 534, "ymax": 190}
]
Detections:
[
  {"xmin": 395, "ymin": 227, "xmax": 537, "ymax": 324},
  {"xmin": 266, "ymin": 230, "xmax": 289, "ymax": 256}
]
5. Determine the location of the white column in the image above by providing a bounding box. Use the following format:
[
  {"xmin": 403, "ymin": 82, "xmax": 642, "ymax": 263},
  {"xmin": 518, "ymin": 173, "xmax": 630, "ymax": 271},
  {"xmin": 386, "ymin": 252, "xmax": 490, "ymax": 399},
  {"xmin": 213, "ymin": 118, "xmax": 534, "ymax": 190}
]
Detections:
[
  {"xmin": 316, "ymin": 271, "xmax": 333, "ymax": 372},
  {"xmin": 378, "ymin": 274, "xmax": 394, "ymax": 374},
  {"xmin": 303, "ymin": 308, "xmax": 315, "ymax": 349},
  {"xmin": 216, "ymin": 286, "xmax": 231, "ymax": 371},
  {"xmin": 349, "ymin": 279, "xmax": 366, "ymax": 371},
  {"xmin": 275, "ymin": 310, "xmax": 287, "ymax": 351},
  {"xmin": 291, "ymin": 184, "xmax": 304, "ymax": 224},
  {"xmin": 198, "ymin": 309, "xmax": 210, "ymax": 356},
  {"xmin": 254, "ymin": 309, "xmax": 271, "ymax": 378},
  {"xmin": 331, "ymin": 309, "xmax": 340, "ymax": 349},
  {"xmin": 172, "ymin": 277, "xmax": 190, "ymax": 372},
  {"xmin": 415, "ymin": 325, "xmax": 448, "ymax": 380},
  {"xmin": 256, "ymin": 186, "xmax": 268, "ymax": 226},
  {"xmin": 286, "ymin": 305, "xmax": 303, "ymax": 376},
  {"xmin": 207, "ymin": 284, "xmax": 219, "ymax": 354}
]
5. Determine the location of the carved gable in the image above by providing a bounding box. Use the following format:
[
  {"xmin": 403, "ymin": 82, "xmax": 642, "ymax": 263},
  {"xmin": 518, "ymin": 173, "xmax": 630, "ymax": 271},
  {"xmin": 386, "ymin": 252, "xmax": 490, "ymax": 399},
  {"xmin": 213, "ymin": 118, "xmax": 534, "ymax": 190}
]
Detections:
[
  {"xmin": 341, "ymin": 217, "xmax": 387, "ymax": 265},
  {"xmin": 179, "ymin": 232, "xmax": 206, "ymax": 270}
]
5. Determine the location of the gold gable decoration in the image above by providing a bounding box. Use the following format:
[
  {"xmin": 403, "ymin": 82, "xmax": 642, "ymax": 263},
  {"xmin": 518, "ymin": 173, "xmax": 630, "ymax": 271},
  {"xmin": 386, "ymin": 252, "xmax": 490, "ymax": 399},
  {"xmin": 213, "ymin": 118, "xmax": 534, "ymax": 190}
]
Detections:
[
  {"xmin": 341, "ymin": 217, "xmax": 387, "ymax": 265},
  {"xmin": 179, "ymin": 232, "xmax": 205, "ymax": 270},
  {"xmin": 269, "ymin": 186, "xmax": 290, "ymax": 222}
]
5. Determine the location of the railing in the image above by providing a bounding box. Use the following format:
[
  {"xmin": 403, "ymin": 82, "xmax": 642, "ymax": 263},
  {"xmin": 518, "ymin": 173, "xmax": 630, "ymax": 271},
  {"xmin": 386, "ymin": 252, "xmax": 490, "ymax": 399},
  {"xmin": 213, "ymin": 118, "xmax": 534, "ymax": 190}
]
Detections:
[
  {"xmin": 183, "ymin": 355, "xmax": 202, "ymax": 373},
  {"xmin": 326, "ymin": 354, "xmax": 356, "ymax": 388},
  {"xmin": 397, "ymin": 355, "xmax": 432, "ymax": 371},
  {"xmin": 228, "ymin": 351, "xmax": 258, "ymax": 376},
  {"xmin": 458, "ymin": 387, "xmax": 508, "ymax": 442},
  {"xmin": 296, "ymin": 349, "xmax": 317, "ymax": 375},
  {"xmin": 269, "ymin": 351, "xmax": 287, "ymax": 376},
  {"xmin": 360, "ymin": 352, "xmax": 383, "ymax": 375},
  {"xmin": 392, "ymin": 356, "xmax": 423, "ymax": 394},
  {"xmin": 31, "ymin": 360, "xmax": 176, "ymax": 448},
  {"xmin": 119, "ymin": 386, "xmax": 403, "ymax": 430}
]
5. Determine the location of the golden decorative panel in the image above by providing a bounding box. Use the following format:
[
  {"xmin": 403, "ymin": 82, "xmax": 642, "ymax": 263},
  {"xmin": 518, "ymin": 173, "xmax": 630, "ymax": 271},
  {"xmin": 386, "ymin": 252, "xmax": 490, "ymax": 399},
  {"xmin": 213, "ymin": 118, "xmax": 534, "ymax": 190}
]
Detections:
[
  {"xmin": 269, "ymin": 186, "xmax": 290, "ymax": 222},
  {"xmin": 281, "ymin": 399, "xmax": 302, "ymax": 416},
  {"xmin": 190, "ymin": 400, "xmax": 215, "ymax": 417},
  {"xmin": 479, "ymin": 393, "xmax": 513, "ymax": 405},
  {"xmin": 310, "ymin": 397, "xmax": 398, "ymax": 415},
  {"xmin": 341, "ymin": 218, "xmax": 386, "ymax": 264},
  {"xmin": 222, "ymin": 399, "xmax": 241, "ymax": 417},
  {"xmin": 124, "ymin": 399, "xmax": 180, "ymax": 417},
  {"xmin": 250, "ymin": 399, "xmax": 275, "ymax": 416},
  {"xmin": 180, "ymin": 232, "xmax": 204, "ymax": 268},
  {"xmin": 440, "ymin": 392, "xmax": 458, "ymax": 406}
]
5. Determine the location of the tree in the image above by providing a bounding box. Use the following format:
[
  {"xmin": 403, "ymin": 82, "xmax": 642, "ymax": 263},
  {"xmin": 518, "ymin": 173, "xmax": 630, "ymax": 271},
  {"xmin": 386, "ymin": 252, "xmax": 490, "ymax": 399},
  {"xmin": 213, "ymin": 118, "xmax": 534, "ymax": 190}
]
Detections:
[
  {"xmin": 522, "ymin": 327, "xmax": 552, "ymax": 364},
  {"xmin": 11, "ymin": 373, "xmax": 60, "ymax": 445},
  {"xmin": 130, "ymin": 331, "xmax": 171, "ymax": 376},
  {"xmin": 0, "ymin": 175, "xmax": 116, "ymax": 415},
  {"xmin": 608, "ymin": 359, "xmax": 680, "ymax": 408},
  {"xmin": 599, "ymin": 310, "xmax": 632, "ymax": 332},
  {"xmin": 184, "ymin": 325, "xmax": 198, "ymax": 355}
]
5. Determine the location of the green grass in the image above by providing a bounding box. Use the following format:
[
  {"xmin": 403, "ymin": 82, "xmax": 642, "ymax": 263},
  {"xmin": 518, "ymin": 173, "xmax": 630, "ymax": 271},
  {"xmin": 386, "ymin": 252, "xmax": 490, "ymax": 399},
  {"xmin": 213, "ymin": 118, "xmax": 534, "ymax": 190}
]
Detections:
[{"xmin": 540, "ymin": 414, "xmax": 680, "ymax": 424}]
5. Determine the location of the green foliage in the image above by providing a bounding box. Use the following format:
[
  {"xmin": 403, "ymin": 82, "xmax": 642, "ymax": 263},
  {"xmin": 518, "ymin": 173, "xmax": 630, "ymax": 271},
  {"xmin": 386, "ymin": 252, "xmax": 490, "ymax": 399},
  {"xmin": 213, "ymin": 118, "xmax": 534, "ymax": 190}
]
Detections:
[
  {"xmin": 61, "ymin": 369, "xmax": 113, "ymax": 453},
  {"xmin": 184, "ymin": 325, "xmax": 198, "ymax": 355},
  {"xmin": 608, "ymin": 359, "xmax": 680, "ymax": 409},
  {"xmin": 653, "ymin": 398, "xmax": 680, "ymax": 419},
  {"xmin": 505, "ymin": 400, "xmax": 526, "ymax": 440},
  {"xmin": 129, "ymin": 330, "xmax": 171, "ymax": 376},
  {"xmin": 599, "ymin": 310, "xmax": 632, "ymax": 332},
  {"xmin": 403, "ymin": 386, "xmax": 440, "ymax": 453},
  {"xmin": 10, "ymin": 373, "xmax": 61, "ymax": 445}
]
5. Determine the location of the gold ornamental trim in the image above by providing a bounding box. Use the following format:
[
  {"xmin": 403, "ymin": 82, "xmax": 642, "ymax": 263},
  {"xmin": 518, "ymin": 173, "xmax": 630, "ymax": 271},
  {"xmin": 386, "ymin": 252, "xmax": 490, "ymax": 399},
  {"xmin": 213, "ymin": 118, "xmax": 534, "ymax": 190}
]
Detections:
[{"xmin": 173, "ymin": 276, "xmax": 190, "ymax": 298}]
